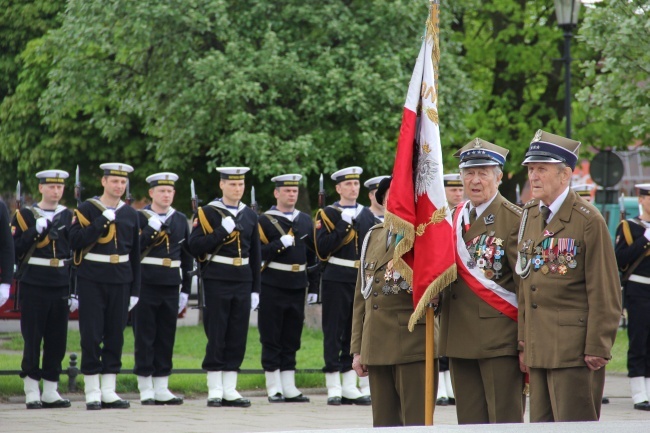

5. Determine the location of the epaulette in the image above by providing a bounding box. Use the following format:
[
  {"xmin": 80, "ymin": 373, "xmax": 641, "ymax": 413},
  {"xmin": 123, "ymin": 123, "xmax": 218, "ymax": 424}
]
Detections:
[
  {"xmin": 502, "ymin": 201, "xmax": 523, "ymax": 216},
  {"xmin": 523, "ymin": 199, "xmax": 537, "ymax": 210},
  {"xmin": 573, "ymin": 201, "xmax": 596, "ymax": 218}
]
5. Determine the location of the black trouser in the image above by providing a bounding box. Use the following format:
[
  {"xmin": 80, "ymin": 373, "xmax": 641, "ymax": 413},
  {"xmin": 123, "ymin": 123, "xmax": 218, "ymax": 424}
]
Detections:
[
  {"xmin": 439, "ymin": 356, "xmax": 450, "ymax": 372},
  {"xmin": 133, "ymin": 283, "xmax": 179, "ymax": 377},
  {"xmin": 626, "ymin": 292, "xmax": 650, "ymax": 377},
  {"xmin": 77, "ymin": 277, "xmax": 130, "ymax": 375},
  {"xmin": 19, "ymin": 283, "xmax": 69, "ymax": 382},
  {"xmin": 259, "ymin": 283, "xmax": 305, "ymax": 371},
  {"xmin": 202, "ymin": 279, "xmax": 251, "ymax": 371},
  {"xmin": 321, "ymin": 279, "xmax": 354, "ymax": 373}
]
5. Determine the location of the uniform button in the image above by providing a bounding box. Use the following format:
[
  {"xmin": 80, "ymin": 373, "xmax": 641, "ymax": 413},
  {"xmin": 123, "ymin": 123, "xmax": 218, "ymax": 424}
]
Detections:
[
  {"xmin": 378, "ymin": 266, "xmax": 384, "ymax": 271},
  {"xmin": 374, "ymin": 278, "xmax": 380, "ymax": 283},
  {"xmin": 579, "ymin": 318, "xmax": 585, "ymax": 323},
  {"xmin": 277, "ymin": 250, "xmax": 281, "ymax": 253},
  {"xmin": 373, "ymin": 304, "xmax": 378, "ymax": 310},
  {"xmin": 373, "ymin": 292, "xmax": 378, "ymax": 297},
  {"xmin": 532, "ymin": 303, "xmax": 538, "ymax": 309},
  {"xmin": 452, "ymin": 294, "xmax": 457, "ymax": 300},
  {"xmin": 531, "ymin": 285, "xmax": 536, "ymax": 291}
]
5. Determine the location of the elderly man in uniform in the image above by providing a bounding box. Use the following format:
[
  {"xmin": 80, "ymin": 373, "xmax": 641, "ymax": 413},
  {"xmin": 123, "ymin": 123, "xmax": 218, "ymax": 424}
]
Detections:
[
  {"xmin": 363, "ymin": 176, "xmax": 390, "ymax": 224},
  {"xmin": 615, "ymin": 183, "xmax": 650, "ymax": 410},
  {"xmin": 133, "ymin": 172, "xmax": 192, "ymax": 406},
  {"xmin": 69, "ymin": 163, "xmax": 140, "ymax": 410},
  {"xmin": 188, "ymin": 167, "xmax": 261, "ymax": 408},
  {"xmin": 439, "ymin": 139, "xmax": 525, "ymax": 424},
  {"xmin": 351, "ymin": 177, "xmax": 432, "ymax": 426},
  {"xmin": 516, "ymin": 130, "xmax": 621, "ymax": 422},
  {"xmin": 258, "ymin": 174, "xmax": 319, "ymax": 403},
  {"xmin": 315, "ymin": 166, "xmax": 375, "ymax": 405},
  {"xmin": 12, "ymin": 170, "xmax": 73, "ymax": 409}
]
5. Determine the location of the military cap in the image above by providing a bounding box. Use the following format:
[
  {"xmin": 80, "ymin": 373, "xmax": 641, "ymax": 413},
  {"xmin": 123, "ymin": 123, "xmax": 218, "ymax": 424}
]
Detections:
[
  {"xmin": 271, "ymin": 173, "xmax": 302, "ymax": 187},
  {"xmin": 364, "ymin": 175, "xmax": 390, "ymax": 191},
  {"xmin": 454, "ymin": 138, "xmax": 508, "ymax": 168},
  {"xmin": 216, "ymin": 167, "xmax": 250, "ymax": 180},
  {"xmin": 443, "ymin": 173, "xmax": 462, "ymax": 187},
  {"xmin": 572, "ymin": 183, "xmax": 595, "ymax": 198},
  {"xmin": 331, "ymin": 166, "xmax": 363, "ymax": 184},
  {"xmin": 36, "ymin": 170, "xmax": 69, "ymax": 184},
  {"xmin": 375, "ymin": 176, "xmax": 392, "ymax": 206},
  {"xmin": 522, "ymin": 129, "xmax": 581, "ymax": 170},
  {"xmin": 100, "ymin": 163, "xmax": 134, "ymax": 178},
  {"xmin": 636, "ymin": 183, "xmax": 650, "ymax": 196},
  {"xmin": 146, "ymin": 172, "xmax": 178, "ymax": 188}
]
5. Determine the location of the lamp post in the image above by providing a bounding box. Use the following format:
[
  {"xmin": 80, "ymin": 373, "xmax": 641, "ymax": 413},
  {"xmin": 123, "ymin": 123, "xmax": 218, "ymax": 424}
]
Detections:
[{"xmin": 554, "ymin": 0, "xmax": 581, "ymax": 139}]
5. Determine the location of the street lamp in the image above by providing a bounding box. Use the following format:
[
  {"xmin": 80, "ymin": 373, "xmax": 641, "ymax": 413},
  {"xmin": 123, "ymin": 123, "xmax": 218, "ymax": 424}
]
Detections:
[{"xmin": 554, "ymin": 0, "xmax": 581, "ymax": 139}]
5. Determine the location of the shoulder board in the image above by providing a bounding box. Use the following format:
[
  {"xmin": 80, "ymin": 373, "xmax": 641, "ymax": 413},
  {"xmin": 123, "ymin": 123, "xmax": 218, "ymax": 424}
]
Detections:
[
  {"xmin": 573, "ymin": 202, "xmax": 596, "ymax": 218},
  {"xmin": 523, "ymin": 199, "xmax": 537, "ymax": 210},
  {"xmin": 502, "ymin": 201, "xmax": 522, "ymax": 216}
]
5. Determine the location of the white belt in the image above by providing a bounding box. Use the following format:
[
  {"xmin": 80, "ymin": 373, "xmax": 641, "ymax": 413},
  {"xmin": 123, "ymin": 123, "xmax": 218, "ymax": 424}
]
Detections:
[
  {"xmin": 141, "ymin": 257, "xmax": 181, "ymax": 268},
  {"xmin": 328, "ymin": 257, "xmax": 360, "ymax": 269},
  {"xmin": 210, "ymin": 255, "xmax": 249, "ymax": 266},
  {"xmin": 267, "ymin": 262, "xmax": 306, "ymax": 272},
  {"xmin": 27, "ymin": 257, "xmax": 66, "ymax": 268},
  {"xmin": 629, "ymin": 274, "xmax": 650, "ymax": 285},
  {"xmin": 85, "ymin": 253, "xmax": 129, "ymax": 264}
]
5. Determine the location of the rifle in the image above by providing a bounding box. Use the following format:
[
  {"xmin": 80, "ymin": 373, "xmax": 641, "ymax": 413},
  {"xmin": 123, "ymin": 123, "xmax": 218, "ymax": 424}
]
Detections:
[
  {"xmin": 318, "ymin": 173, "xmax": 326, "ymax": 209},
  {"xmin": 74, "ymin": 165, "xmax": 83, "ymax": 207},
  {"xmin": 515, "ymin": 184, "xmax": 523, "ymax": 207},
  {"xmin": 619, "ymin": 192, "xmax": 626, "ymax": 222},
  {"xmin": 125, "ymin": 178, "xmax": 134, "ymax": 206},
  {"xmin": 189, "ymin": 179, "xmax": 205, "ymax": 310},
  {"xmin": 69, "ymin": 166, "xmax": 83, "ymax": 302},
  {"xmin": 11, "ymin": 181, "xmax": 23, "ymax": 312},
  {"xmin": 250, "ymin": 185, "xmax": 259, "ymax": 214}
]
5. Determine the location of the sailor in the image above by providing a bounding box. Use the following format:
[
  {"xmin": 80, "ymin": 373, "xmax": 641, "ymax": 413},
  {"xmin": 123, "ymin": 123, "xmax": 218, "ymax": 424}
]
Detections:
[{"xmin": 363, "ymin": 176, "xmax": 391, "ymax": 224}]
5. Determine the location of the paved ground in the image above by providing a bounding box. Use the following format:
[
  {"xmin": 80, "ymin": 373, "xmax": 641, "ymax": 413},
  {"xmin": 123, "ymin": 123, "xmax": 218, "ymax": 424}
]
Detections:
[{"xmin": 1, "ymin": 372, "xmax": 649, "ymax": 433}]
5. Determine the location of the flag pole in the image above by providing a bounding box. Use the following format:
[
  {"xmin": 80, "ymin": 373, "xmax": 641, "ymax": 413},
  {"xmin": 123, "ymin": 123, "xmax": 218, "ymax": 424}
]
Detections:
[{"xmin": 425, "ymin": 306, "xmax": 435, "ymax": 425}]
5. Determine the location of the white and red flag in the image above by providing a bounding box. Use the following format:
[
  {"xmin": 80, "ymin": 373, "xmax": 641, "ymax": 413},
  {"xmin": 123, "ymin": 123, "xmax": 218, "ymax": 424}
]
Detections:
[{"xmin": 385, "ymin": 6, "xmax": 456, "ymax": 329}]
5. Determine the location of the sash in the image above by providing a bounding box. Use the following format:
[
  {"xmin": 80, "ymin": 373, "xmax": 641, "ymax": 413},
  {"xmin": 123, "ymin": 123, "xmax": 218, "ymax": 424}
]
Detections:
[{"xmin": 453, "ymin": 201, "xmax": 518, "ymax": 321}]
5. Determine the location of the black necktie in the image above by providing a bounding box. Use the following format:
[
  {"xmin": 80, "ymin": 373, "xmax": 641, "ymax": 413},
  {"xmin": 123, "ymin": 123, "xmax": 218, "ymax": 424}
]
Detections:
[
  {"xmin": 540, "ymin": 206, "xmax": 551, "ymax": 227},
  {"xmin": 469, "ymin": 208, "xmax": 477, "ymax": 225}
]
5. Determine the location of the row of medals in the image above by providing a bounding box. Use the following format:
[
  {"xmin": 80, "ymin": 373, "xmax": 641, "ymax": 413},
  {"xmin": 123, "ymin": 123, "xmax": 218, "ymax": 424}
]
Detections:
[
  {"xmin": 466, "ymin": 234, "xmax": 505, "ymax": 280},
  {"xmin": 382, "ymin": 260, "xmax": 411, "ymax": 295},
  {"xmin": 519, "ymin": 239, "xmax": 579, "ymax": 275}
]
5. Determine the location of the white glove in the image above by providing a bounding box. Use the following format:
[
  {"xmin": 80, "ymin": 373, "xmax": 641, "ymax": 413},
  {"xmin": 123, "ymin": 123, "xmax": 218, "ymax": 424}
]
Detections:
[
  {"xmin": 280, "ymin": 235, "xmax": 294, "ymax": 248},
  {"xmin": 251, "ymin": 292, "xmax": 260, "ymax": 311},
  {"xmin": 68, "ymin": 296, "xmax": 79, "ymax": 313},
  {"xmin": 644, "ymin": 228, "xmax": 650, "ymax": 242},
  {"xmin": 0, "ymin": 283, "xmax": 10, "ymax": 308},
  {"xmin": 128, "ymin": 296, "xmax": 139, "ymax": 312},
  {"xmin": 178, "ymin": 292, "xmax": 189, "ymax": 314},
  {"xmin": 341, "ymin": 213, "xmax": 353, "ymax": 224},
  {"xmin": 35, "ymin": 217, "xmax": 48, "ymax": 234},
  {"xmin": 102, "ymin": 209, "xmax": 116, "ymax": 222},
  {"xmin": 307, "ymin": 293, "xmax": 318, "ymax": 305},
  {"xmin": 148, "ymin": 218, "xmax": 162, "ymax": 231},
  {"xmin": 221, "ymin": 216, "xmax": 236, "ymax": 233}
]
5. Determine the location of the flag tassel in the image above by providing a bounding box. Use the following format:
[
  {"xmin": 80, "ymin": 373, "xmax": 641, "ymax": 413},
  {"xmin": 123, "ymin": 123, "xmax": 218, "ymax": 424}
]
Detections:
[{"xmin": 408, "ymin": 263, "xmax": 457, "ymax": 331}]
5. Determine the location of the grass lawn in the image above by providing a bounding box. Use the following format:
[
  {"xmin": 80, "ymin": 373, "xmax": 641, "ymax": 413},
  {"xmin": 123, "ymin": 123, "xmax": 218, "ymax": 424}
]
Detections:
[{"xmin": 0, "ymin": 325, "xmax": 631, "ymax": 399}]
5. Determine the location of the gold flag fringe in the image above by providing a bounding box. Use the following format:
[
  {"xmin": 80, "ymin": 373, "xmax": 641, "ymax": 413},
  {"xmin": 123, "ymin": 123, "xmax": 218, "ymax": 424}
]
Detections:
[
  {"xmin": 384, "ymin": 210, "xmax": 415, "ymax": 286},
  {"xmin": 408, "ymin": 263, "xmax": 457, "ymax": 331}
]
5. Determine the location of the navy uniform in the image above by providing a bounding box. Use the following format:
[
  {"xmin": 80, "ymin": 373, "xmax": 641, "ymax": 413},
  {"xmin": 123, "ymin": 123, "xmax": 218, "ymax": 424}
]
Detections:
[
  {"xmin": 439, "ymin": 140, "xmax": 525, "ymax": 424},
  {"xmin": 364, "ymin": 176, "xmax": 390, "ymax": 224},
  {"xmin": 314, "ymin": 166, "xmax": 375, "ymax": 405},
  {"xmin": 0, "ymin": 200, "xmax": 15, "ymax": 306},
  {"xmin": 12, "ymin": 170, "xmax": 72, "ymax": 409},
  {"xmin": 69, "ymin": 163, "xmax": 140, "ymax": 410},
  {"xmin": 516, "ymin": 131, "xmax": 621, "ymax": 422},
  {"xmin": 188, "ymin": 166, "xmax": 261, "ymax": 408},
  {"xmin": 258, "ymin": 174, "xmax": 319, "ymax": 403},
  {"xmin": 133, "ymin": 172, "xmax": 192, "ymax": 406},
  {"xmin": 573, "ymin": 184, "xmax": 596, "ymax": 203},
  {"xmin": 615, "ymin": 183, "xmax": 650, "ymax": 410}
]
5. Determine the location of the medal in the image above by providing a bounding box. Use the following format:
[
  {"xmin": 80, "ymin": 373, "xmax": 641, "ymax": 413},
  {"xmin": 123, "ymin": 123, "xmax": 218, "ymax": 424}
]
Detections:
[
  {"xmin": 382, "ymin": 284, "xmax": 392, "ymax": 295},
  {"xmin": 493, "ymin": 261, "xmax": 503, "ymax": 271},
  {"xmin": 558, "ymin": 264, "xmax": 568, "ymax": 275},
  {"xmin": 467, "ymin": 259, "xmax": 476, "ymax": 269},
  {"xmin": 548, "ymin": 263, "xmax": 558, "ymax": 274},
  {"xmin": 558, "ymin": 255, "xmax": 566, "ymax": 264},
  {"xmin": 477, "ymin": 258, "xmax": 486, "ymax": 268},
  {"xmin": 567, "ymin": 260, "xmax": 577, "ymax": 269},
  {"xmin": 484, "ymin": 269, "xmax": 495, "ymax": 279},
  {"xmin": 541, "ymin": 264, "xmax": 549, "ymax": 274}
]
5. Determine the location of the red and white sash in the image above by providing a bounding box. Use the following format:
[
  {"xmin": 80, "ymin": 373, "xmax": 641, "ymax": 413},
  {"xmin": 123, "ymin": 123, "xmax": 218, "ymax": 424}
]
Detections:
[{"xmin": 453, "ymin": 202, "xmax": 518, "ymax": 321}]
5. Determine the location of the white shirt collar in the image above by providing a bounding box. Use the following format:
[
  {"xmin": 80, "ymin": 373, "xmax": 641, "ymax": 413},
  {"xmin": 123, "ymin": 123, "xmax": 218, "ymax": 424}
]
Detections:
[
  {"xmin": 469, "ymin": 192, "xmax": 498, "ymax": 219},
  {"xmin": 540, "ymin": 185, "xmax": 570, "ymax": 223}
]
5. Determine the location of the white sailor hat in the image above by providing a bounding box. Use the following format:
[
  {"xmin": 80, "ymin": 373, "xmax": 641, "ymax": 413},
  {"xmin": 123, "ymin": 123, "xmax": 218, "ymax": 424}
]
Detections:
[
  {"xmin": 443, "ymin": 173, "xmax": 462, "ymax": 187},
  {"xmin": 363, "ymin": 175, "xmax": 390, "ymax": 191},
  {"xmin": 35, "ymin": 170, "xmax": 69, "ymax": 184},
  {"xmin": 100, "ymin": 163, "xmax": 134, "ymax": 177},
  {"xmin": 522, "ymin": 129, "xmax": 581, "ymax": 170},
  {"xmin": 331, "ymin": 166, "xmax": 363, "ymax": 184},
  {"xmin": 216, "ymin": 167, "xmax": 250, "ymax": 180},
  {"xmin": 146, "ymin": 172, "xmax": 179, "ymax": 187},
  {"xmin": 454, "ymin": 138, "xmax": 508, "ymax": 168},
  {"xmin": 271, "ymin": 174, "xmax": 302, "ymax": 187},
  {"xmin": 635, "ymin": 183, "xmax": 650, "ymax": 196},
  {"xmin": 572, "ymin": 183, "xmax": 595, "ymax": 198}
]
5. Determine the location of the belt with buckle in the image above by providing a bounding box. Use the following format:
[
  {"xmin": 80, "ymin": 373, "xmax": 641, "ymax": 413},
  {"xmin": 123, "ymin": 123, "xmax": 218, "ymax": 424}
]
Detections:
[
  {"xmin": 629, "ymin": 274, "xmax": 650, "ymax": 285},
  {"xmin": 27, "ymin": 257, "xmax": 67, "ymax": 268},
  {"xmin": 267, "ymin": 262, "xmax": 306, "ymax": 272},
  {"xmin": 141, "ymin": 257, "xmax": 181, "ymax": 268},
  {"xmin": 328, "ymin": 257, "xmax": 360, "ymax": 268},
  {"xmin": 210, "ymin": 255, "xmax": 250, "ymax": 266},
  {"xmin": 85, "ymin": 253, "xmax": 129, "ymax": 264}
]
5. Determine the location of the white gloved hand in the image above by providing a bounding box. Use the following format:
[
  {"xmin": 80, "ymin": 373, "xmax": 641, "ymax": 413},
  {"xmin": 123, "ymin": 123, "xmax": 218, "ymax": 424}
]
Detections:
[
  {"xmin": 221, "ymin": 216, "xmax": 236, "ymax": 233},
  {"xmin": 280, "ymin": 235, "xmax": 294, "ymax": 248},
  {"xmin": 35, "ymin": 217, "xmax": 48, "ymax": 234},
  {"xmin": 0, "ymin": 283, "xmax": 10, "ymax": 308},
  {"xmin": 128, "ymin": 296, "xmax": 139, "ymax": 312},
  {"xmin": 251, "ymin": 292, "xmax": 260, "ymax": 311},
  {"xmin": 102, "ymin": 209, "xmax": 116, "ymax": 222},
  {"xmin": 644, "ymin": 228, "xmax": 650, "ymax": 242},
  {"xmin": 341, "ymin": 213, "xmax": 353, "ymax": 224},
  {"xmin": 307, "ymin": 293, "xmax": 318, "ymax": 305},
  {"xmin": 148, "ymin": 218, "xmax": 162, "ymax": 231},
  {"xmin": 178, "ymin": 292, "xmax": 189, "ymax": 314},
  {"xmin": 68, "ymin": 296, "xmax": 79, "ymax": 313}
]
